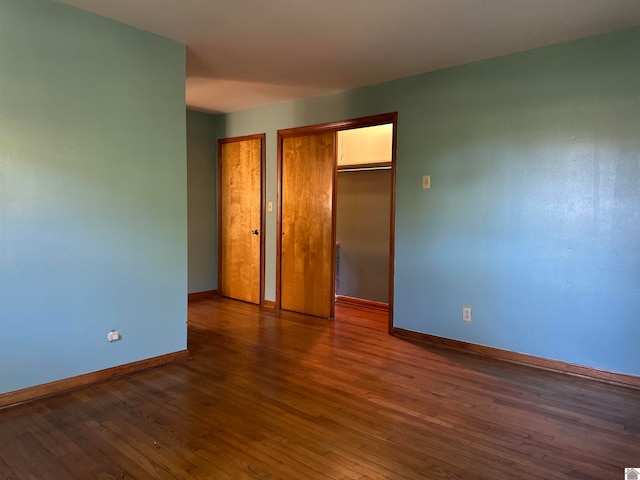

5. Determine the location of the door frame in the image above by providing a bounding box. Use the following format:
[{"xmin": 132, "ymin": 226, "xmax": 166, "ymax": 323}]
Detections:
[
  {"xmin": 276, "ymin": 113, "xmax": 398, "ymax": 330},
  {"xmin": 217, "ymin": 133, "xmax": 266, "ymax": 305}
]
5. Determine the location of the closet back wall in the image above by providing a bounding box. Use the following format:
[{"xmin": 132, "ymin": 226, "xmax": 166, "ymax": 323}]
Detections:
[{"xmin": 336, "ymin": 169, "xmax": 391, "ymax": 303}]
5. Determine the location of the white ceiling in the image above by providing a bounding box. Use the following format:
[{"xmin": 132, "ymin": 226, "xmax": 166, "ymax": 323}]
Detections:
[{"xmin": 57, "ymin": 0, "xmax": 640, "ymax": 114}]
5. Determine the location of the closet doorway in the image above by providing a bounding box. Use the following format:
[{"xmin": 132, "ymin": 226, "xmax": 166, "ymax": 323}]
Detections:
[
  {"xmin": 335, "ymin": 124, "xmax": 393, "ymax": 311},
  {"xmin": 277, "ymin": 113, "xmax": 396, "ymax": 330}
]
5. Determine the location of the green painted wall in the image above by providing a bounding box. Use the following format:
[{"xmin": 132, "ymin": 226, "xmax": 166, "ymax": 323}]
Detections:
[
  {"xmin": 215, "ymin": 27, "xmax": 640, "ymax": 376},
  {"xmin": 187, "ymin": 110, "xmax": 218, "ymax": 294},
  {"xmin": 0, "ymin": 0, "xmax": 187, "ymax": 394}
]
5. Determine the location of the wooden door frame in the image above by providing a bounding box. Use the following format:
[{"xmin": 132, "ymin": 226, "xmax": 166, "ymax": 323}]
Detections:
[
  {"xmin": 277, "ymin": 112, "xmax": 398, "ymax": 330},
  {"xmin": 217, "ymin": 133, "xmax": 266, "ymax": 305}
]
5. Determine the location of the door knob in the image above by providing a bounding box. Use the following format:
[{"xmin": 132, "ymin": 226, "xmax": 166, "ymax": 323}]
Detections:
[{"xmin": 252, "ymin": 229, "xmax": 259, "ymax": 235}]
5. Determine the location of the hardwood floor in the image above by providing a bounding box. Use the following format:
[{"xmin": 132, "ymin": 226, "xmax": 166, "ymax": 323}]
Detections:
[{"xmin": 1, "ymin": 297, "xmax": 639, "ymax": 479}]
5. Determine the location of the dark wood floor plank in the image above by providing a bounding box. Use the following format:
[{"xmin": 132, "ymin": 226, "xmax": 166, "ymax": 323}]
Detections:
[
  {"xmin": 42, "ymin": 397, "xmax": 159, "ymax": 480},
  {"xmin": 1, "ymin": 297, "xmax": 639, "ymax": 479},
  {"xmin": 0, "ymin": 417, "xmax": 74, "ymax": 480},
  {"xmin": 0, "ymin": 456, "xmax": 17, "ymax": 480}
]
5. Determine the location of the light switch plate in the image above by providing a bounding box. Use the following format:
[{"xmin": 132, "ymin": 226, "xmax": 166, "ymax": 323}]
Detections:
[{"xmin": 422, "ymin": 175, "xmax": 430, "ymax": 189}]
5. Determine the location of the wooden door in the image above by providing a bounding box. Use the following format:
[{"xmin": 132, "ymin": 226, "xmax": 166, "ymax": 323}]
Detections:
[
  {"xmin": 219, "ymin": 135, "xmax": 264, "ymax": 304},
  {"xmin": 280, "ymin": 132, "xmax": 336, "ymax": 318}
]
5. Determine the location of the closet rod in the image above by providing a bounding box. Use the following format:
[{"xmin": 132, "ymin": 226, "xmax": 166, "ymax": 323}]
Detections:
[{"xmin": 338, "ymin": 165, "xmax": 392, "ymax": 173}]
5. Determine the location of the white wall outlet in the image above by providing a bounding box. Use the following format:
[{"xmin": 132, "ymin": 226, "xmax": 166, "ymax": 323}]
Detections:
[
  {"xmin": 463, "ymin": 306, "xmax": 472, "ymax": 322},
  {"xmin": 107, "ymin": 330, "xmax": 121, "ymax": 342},
  {"xmin": 422, "ymin": 175, "xmax": 431, "ymax": 189}
]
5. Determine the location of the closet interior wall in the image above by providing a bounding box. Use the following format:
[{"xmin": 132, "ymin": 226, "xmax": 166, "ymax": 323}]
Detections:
[{"xmin": 335, "ymin": 168, "xmax": 391, "ymax": 304}]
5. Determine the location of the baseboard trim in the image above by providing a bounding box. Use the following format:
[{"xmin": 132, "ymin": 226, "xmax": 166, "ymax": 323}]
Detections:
[
  {"xmin": 188, "ymin": 290, "xmax": 218, "ymax": 303},
  {"xmin": 336, "ymin": 295, "xmax": 389, "ymax": 311},
  {"xmin": 262, "ymin": 300, "xmax": 277, "ymax": 309},
  {"xmin": 0, "ymin": 350, "xmax": 190, "ymax": 410},
  {"xmin": 392, "ymin": 328, "xmax": 640, "ymax": 390}
]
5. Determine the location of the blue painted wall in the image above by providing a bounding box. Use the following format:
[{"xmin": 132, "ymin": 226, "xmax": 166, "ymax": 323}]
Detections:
[
  {"xmin": 187, "ymin": 110, "xmax": 218, "ymax": 294},
  {"xmin": 215, "ymin": 27, "xmax": 640, "ymax": 376},
  {"xmin": 0, "ymin": 0, "xmax": 187, "ymax": 394}
]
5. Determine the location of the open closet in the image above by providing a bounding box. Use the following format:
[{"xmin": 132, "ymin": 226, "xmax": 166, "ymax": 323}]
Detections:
[
  {"xmin": 335, "ymin": 124, "xmax": 393, "ymax": 308},
  {"xmin": 277, "ymin": 113, "xmax": 396, "ymax": 324}
]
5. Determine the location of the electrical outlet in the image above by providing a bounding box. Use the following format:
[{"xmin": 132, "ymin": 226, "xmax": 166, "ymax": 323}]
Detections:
[
  {"xmin": 422, "ymin": 175, "xmax": 431, "ymax": 189},
  {"xmin": 463, "ymin": 306, "xmax": 472, "ymax": 322},
  {"xmin": 107, "ymin": 330, "xmax": 121, "ymax": 342}
]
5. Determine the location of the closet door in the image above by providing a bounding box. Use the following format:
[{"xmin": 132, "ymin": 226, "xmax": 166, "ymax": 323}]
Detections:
[
  {"xmin": 280, "ymin": 132, "xmax": 336, "ymax": 318},
  {"xmin": 219, "ymin": 135, "xmax": 264, "ymax": 304}
]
